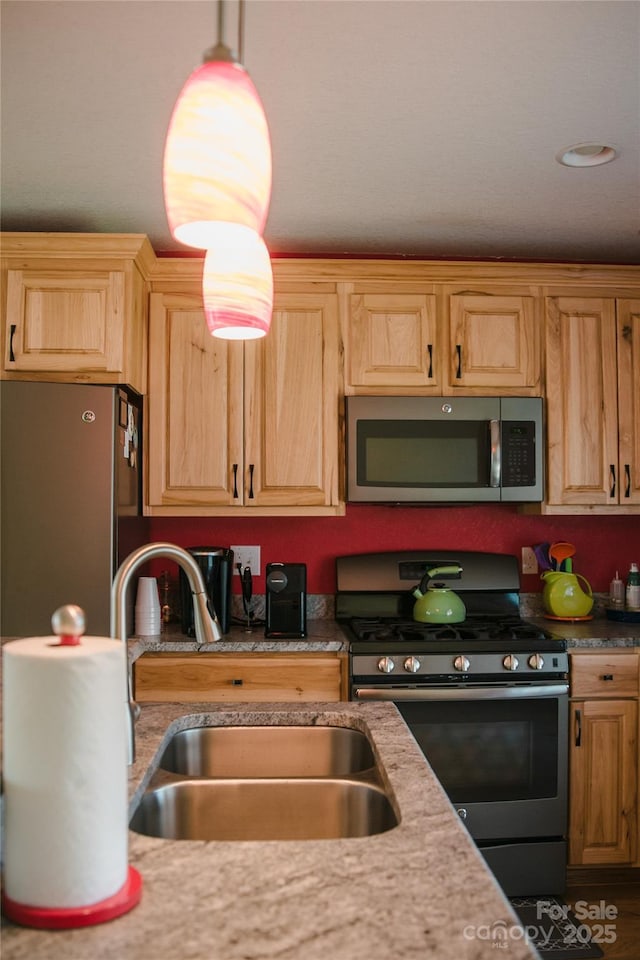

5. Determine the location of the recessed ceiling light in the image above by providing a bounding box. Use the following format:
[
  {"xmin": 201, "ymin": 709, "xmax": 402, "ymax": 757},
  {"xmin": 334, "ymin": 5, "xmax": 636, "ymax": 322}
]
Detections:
[{"xmin": 556, "ymin": 142, "xmax": 618, "ymax": 167}]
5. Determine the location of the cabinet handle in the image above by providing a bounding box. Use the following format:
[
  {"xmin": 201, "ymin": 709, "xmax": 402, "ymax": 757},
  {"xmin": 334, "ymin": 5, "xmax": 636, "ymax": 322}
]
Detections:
[
  {"xmin": 8, "ymin": 324, "xmax": 16, "ymax": 362},
  {"xmin": 248, "ymin": 463, "xmax": 255, "ymax": 499},
  {"xmin": 232, "ymin": 463, "xmax": 239, "ymax": 499},
  {"xmin": 455, "ymin": 344, "xmax": 462, "ymax": 379},
  {"xmin": 231, "ymin": 678, "xmax": 243, "ymax": 686},
  {"xmin": 574, "ymin": 708, "xmax": 582, "ymax": 747},
  {"xmin": 601, "ymin": 674, "xmax": 614, "ymax": 681},
  {"xmin": 609, "ymin": 464, "xmax": 616, "ymax": 498},
  {"xmin": 427, "ymin": 343, "xmax": 433, "ymax": 379},
  {"xmin": 624, "ymin": 464, "xmax": 631, "ymax": 498}
]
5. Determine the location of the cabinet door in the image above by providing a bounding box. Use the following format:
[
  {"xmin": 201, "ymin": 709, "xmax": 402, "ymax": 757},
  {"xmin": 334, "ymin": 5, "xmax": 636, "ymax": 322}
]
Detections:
[
  {"xmin": 545, "ymin": 297, "xmax": 619, "ymax": 505},
  {"xmin": 244, "ymin": 292, "xmax": 340, "ymax": 506},
  {"xmin": 134, "ymin": 653, "xmax": 344, "ymax": 702},
  {"xmin": 4, "ymin": 267, "xmax": 126, "ymax": 373},
  {"xmin": 617, "ymin": 299, "xmax": 640, "ymax": 505},
  {"xmin": 569, "ymin": 699, "xmax": 637, "ymax": 865},
  {"xmin": 449, "ymin": 294, "xmax": 540, "ymax": 391},
  {"xmin": 147, "ymin": 293, "xmax": 243, "ymax": 508},
  {"xmin": 345, "ymin": 293, "xmax": 438, "ymax": 391}
]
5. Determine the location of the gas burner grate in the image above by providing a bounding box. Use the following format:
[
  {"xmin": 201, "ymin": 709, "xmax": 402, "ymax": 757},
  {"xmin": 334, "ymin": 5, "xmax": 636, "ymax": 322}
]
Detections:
[{"xmin": 348, "ymin": 616, "xmax": 554, "ymax": 645}]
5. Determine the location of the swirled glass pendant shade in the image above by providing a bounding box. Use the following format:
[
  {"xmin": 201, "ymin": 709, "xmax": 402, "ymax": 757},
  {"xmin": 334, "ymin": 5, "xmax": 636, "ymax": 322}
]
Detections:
[
  {"xmin": 202, "ymin": 224, "xmax": 273, "ymax": 340},
  {"xmin": 163, "ymin": 60, "xmax": 272, "ymax": 249}
]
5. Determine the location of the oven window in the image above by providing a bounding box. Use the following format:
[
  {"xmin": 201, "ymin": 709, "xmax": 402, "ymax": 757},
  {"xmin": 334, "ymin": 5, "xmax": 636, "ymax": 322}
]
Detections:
[
  {"xmin": 397, "ymin": 697, "xmax": 559, "ymax": 803},
  {"xmin": 356, "ymin": 420, "xmax": 490, "ymax": 488}
]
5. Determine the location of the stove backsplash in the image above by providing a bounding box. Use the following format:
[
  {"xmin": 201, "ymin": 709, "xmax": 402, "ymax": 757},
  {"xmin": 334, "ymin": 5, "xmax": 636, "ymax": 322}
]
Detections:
[
  {"xmin": 518, "ymin": 592, "xmax": 608, "ymax": 619},
  {"xmin": 230, "ymin": 592, "xmax": 608, "ymax": 622},
  {"xmin": 231, "ymin": 593, "xmax": 335, "ymax": 622}
]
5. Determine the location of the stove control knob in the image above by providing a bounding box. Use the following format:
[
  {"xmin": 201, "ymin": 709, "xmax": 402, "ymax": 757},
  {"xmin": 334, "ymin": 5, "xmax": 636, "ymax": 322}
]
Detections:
[
  {"xmin": 453, "ymin": 655, "xmax": 470, "ymax": 673},
  {"xmin": 503, "ymin": 654, "xmax": 519, "ymax": 671},
  {"xmin": 528, "ymin": 653, "xmax": 545, "ymax": 670},
  {"xmin": 377, "ymin": 656, "xmax": 395, "ymax": 674},
  {"xmin": 403, "ymin": 656, "xmax": 421, "ymax": 674}
]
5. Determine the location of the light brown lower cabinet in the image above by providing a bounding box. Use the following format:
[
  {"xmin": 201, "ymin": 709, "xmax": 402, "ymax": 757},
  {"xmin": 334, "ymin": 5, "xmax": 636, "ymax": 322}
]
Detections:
[
  {"xmin": 134, "ymin": 652, "xmax": 348, "ymax": 703},
  {"xmin": 568, "ymin": 652, "xmax": 639, "ymax": 866}
]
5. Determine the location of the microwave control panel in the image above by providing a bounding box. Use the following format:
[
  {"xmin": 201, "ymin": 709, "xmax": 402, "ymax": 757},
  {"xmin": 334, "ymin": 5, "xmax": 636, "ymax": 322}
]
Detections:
[{"xmin": 501, "ymin": 421, "xmax": 536, "ymax": 486}]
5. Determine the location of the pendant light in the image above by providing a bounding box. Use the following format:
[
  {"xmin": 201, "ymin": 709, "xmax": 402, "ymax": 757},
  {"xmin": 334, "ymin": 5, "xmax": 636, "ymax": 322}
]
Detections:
[
  {"xmin": 163, "ymin": 0, "xmax": 272, "ymax": 248},
  {"xmin": 202, "ymin": 223, "xmax": 273, "ymax": 340}
]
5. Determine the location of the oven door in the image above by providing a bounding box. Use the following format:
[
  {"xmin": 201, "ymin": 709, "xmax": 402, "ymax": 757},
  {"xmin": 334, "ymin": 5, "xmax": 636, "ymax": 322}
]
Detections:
[{"xmin": 353, "ymin": 683, "xmax": 568, "ymax": 842}]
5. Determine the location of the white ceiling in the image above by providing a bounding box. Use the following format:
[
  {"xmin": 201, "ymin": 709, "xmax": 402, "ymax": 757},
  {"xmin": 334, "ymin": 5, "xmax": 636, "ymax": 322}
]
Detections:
[{"xmin": 2, "ymin": 0, "xmax": 639, "ymax": 264}]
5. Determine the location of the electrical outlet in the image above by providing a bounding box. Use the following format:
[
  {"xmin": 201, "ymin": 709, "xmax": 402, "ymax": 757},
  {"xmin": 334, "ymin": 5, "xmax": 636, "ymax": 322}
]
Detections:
[
  {"xmin": 521, "ymin": 546, "xmax": 538, "ymax": 575},
  {"xmin": 231, "ymin": 545, "xmax": 261, "ymax": 576}
]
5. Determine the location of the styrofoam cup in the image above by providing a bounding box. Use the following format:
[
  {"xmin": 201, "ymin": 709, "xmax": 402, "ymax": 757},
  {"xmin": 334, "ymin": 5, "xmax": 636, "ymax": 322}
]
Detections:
[
  {"xmin": 135, "ymin": 577, "xmax": 160, "ymax": 635},
  {"xmin": 135, "ymin": 577, "xmax": 159, "ymax": 610}
]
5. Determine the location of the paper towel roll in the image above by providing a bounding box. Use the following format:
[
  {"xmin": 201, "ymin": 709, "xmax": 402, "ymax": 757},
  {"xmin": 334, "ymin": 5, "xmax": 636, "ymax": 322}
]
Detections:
[{"xmin": 2, "ymin": 635, "xmax": 128, "ymax": 908}]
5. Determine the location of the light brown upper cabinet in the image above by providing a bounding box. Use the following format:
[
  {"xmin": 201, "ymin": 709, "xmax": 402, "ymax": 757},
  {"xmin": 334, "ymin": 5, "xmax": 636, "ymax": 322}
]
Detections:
[
  {"xmin": 146, "ymin": 287, "xmax": 342, "ymax": 516},
  {"xmin": 341, "ymin": 282, "xmax": 541, "ymax": 395},
  {"xmin": 344, "ymin": 288, "xmax": 439, "ymax": 391},
  {"xmin": 447, "ymin": 292, "xmax": 541, "ymax": 392},
  {"xmin": 1, "ymin": 233, "xmax": 153, "ymax": 395},
  {"xmin": 544, "ymin": 296, "xmax": 640, "ymax": 512}
]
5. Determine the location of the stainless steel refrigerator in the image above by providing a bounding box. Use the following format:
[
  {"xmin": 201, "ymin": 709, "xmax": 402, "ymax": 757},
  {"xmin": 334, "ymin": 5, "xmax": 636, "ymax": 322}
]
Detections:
[{"xmin": 1, "ymin": 380, "xmax": 149, "ymax": 637}]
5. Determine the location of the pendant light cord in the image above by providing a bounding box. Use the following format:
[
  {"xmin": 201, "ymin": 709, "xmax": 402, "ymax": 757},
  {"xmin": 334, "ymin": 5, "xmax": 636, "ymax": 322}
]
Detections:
[
  {"xmin": 237, "ymin": 0, "xmax": 245, "ymax": 63},
  {"xmin": 217, "ymin": 0, "xmax": 224, "ymax": 44},
  {"xmin": 206, "ymin": 0, "xmax": 243, "ymax": 64}
]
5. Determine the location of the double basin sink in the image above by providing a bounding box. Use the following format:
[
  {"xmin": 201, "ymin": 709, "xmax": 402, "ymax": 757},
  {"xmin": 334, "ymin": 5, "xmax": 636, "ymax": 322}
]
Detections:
[{"xmin": 130, "ymin": 724, "xmax": 398, "ymax": 842}]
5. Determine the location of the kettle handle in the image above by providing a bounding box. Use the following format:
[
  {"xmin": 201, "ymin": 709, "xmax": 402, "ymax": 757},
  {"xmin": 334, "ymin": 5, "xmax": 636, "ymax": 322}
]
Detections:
[
  {"xmin": 418, "ymin": 564, "xmax": 462, "ymax": 594},
  {"xmin": 576, "ymin": 573, "xmax": 593, "ymax": 597}
]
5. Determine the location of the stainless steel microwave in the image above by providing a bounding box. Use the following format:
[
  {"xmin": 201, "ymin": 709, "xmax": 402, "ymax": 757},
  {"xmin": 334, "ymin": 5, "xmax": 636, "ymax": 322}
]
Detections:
[{"xmin": 346, "ymin": 396, "xmax": 544, "ymax": 503}]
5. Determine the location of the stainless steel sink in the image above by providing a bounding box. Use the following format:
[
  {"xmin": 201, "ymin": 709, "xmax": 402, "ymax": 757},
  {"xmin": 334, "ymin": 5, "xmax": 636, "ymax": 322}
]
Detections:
[
  {"xmin": 158, "ymin": 725, "xmax": 376, "ymax": 778},
  {"xmin": 130, "ymin": 777, "xmax": 398, "ymax": 841}
]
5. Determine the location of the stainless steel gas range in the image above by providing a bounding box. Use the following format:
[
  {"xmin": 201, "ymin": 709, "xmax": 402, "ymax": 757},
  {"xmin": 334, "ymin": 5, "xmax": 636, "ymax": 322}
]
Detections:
[{"xmin": 336, "ymin": 550, "xmax": 569, "ymax": 897}]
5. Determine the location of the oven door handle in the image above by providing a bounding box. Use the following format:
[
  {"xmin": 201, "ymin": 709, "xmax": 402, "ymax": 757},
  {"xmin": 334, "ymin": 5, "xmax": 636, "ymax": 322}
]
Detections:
[{"xmin": 354, "ymin": 683, "xmax": 569, "ymax": 701}]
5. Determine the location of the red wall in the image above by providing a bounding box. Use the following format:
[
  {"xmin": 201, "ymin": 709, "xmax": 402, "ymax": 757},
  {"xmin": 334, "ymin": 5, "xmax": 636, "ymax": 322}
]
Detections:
[{"xmin": 149, "ymin": 506, "xmax": 640, "ymax": 596}]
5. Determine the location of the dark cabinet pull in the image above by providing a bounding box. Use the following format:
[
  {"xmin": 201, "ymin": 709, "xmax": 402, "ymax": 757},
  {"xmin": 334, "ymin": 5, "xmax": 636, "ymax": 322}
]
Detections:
[
  {"xmin": 601, "ymin": 674, "xmax": 614, "ymax": 681},
  {"xmin": 624, "ymin": 464, "xmax": 631, "ymax": 498},
  {"xmin": 455, "ymin": 344, "xmax": 462, "ymax": 379},
  {"xmin": 231, "ymin": 678, "xmax": 243, "ymax": 686},
  {"xmin": 9, "ymin": 324, "xmax": 16, "ymax": 362},
  {"xmin": 232, "ymin": 463, "xmax": 239, "ymax": 499},
  {"xmin": 609, "ymin": 464, "xmax": 616, "ymax": 498},
  {"xmin": 427, "ymin": 343, "xmax": 433, "ymax": 379},
  {"xmin": 248, "ymin": 463, "xmax": 255, "ymax": 499},
  {"xmin": 574, "ymin": 708, "xmax": 582, "ymax": 747}
]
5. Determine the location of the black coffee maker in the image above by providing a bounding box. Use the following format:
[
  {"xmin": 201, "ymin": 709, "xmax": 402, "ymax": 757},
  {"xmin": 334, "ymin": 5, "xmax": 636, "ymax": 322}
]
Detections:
[{"xmin": 180, "ymin": 546, "xmax": 234, "ymax": 636}]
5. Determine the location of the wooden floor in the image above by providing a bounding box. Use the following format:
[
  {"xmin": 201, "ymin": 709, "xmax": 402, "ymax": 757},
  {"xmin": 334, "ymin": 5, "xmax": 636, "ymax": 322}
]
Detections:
[{"xmin": 565, "ymin": 870, "xmax": 640, "ymax": 960}]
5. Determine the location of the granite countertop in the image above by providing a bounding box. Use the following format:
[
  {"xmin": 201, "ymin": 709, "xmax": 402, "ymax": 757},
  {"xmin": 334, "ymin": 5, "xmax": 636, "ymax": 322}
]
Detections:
[
  {"xmin": 129, "ymin": 611, "xmax": 640, "ymax": 659},
  {"xmin": 526, "ymin": 617, "xmax": 640, "ymax": 648},
  {"xmin": 129, "ymin": 618, "xmax": 348, "ymax": 659},
  {"xmin": 2, "ymin": 700, "xmax": 538, "ymax": 960}
]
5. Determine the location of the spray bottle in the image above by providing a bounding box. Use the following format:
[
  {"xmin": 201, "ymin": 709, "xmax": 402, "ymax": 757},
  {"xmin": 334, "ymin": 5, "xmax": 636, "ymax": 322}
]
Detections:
[{"xmin": 626, "ymin": 563, "xmax": 640, "ymax": 611}]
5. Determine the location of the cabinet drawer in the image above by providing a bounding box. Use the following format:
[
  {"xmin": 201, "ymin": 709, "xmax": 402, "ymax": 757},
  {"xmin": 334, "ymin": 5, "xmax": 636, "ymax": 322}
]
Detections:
[
  {"xmin": 570, "ymin": 653, "xmax": 639, "ymax": 698},
  {"xmin": 134, "ymin": 653, "xmax": 344, "ymax": 703}
]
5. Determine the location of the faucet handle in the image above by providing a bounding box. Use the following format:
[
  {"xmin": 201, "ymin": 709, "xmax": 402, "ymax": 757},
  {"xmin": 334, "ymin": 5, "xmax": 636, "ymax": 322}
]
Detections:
[{"xmin": 192, "ymin": 590, "xmax": 223, "ymax": 644}]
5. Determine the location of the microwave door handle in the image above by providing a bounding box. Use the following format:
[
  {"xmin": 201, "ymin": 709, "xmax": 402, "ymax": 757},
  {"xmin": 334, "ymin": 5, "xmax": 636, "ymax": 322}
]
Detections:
[{"xmin": 489, "ymin": 419, "xmax": 501, "ymax": 488}]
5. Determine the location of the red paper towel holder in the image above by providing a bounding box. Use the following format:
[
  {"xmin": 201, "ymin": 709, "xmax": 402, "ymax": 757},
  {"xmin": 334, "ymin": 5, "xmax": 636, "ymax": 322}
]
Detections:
[
  {"xmin": 1, "ymin": 865, "xmax": 142, "ymax": 929},
  {"xmin": 2, "ymin": 607, "xmax": 142, "ymax": 928}
]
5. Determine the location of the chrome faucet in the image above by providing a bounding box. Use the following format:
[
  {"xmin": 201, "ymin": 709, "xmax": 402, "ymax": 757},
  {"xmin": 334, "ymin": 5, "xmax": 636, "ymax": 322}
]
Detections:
[{"xmin": 111, "ymin": 542, "xmax": 223, "ymax": 763}]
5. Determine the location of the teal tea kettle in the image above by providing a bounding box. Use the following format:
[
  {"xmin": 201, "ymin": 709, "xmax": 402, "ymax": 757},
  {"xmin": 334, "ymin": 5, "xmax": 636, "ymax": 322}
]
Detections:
[{"xmin": 412, "ymin": 564, "xmax": 466, "ymax": 624}]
